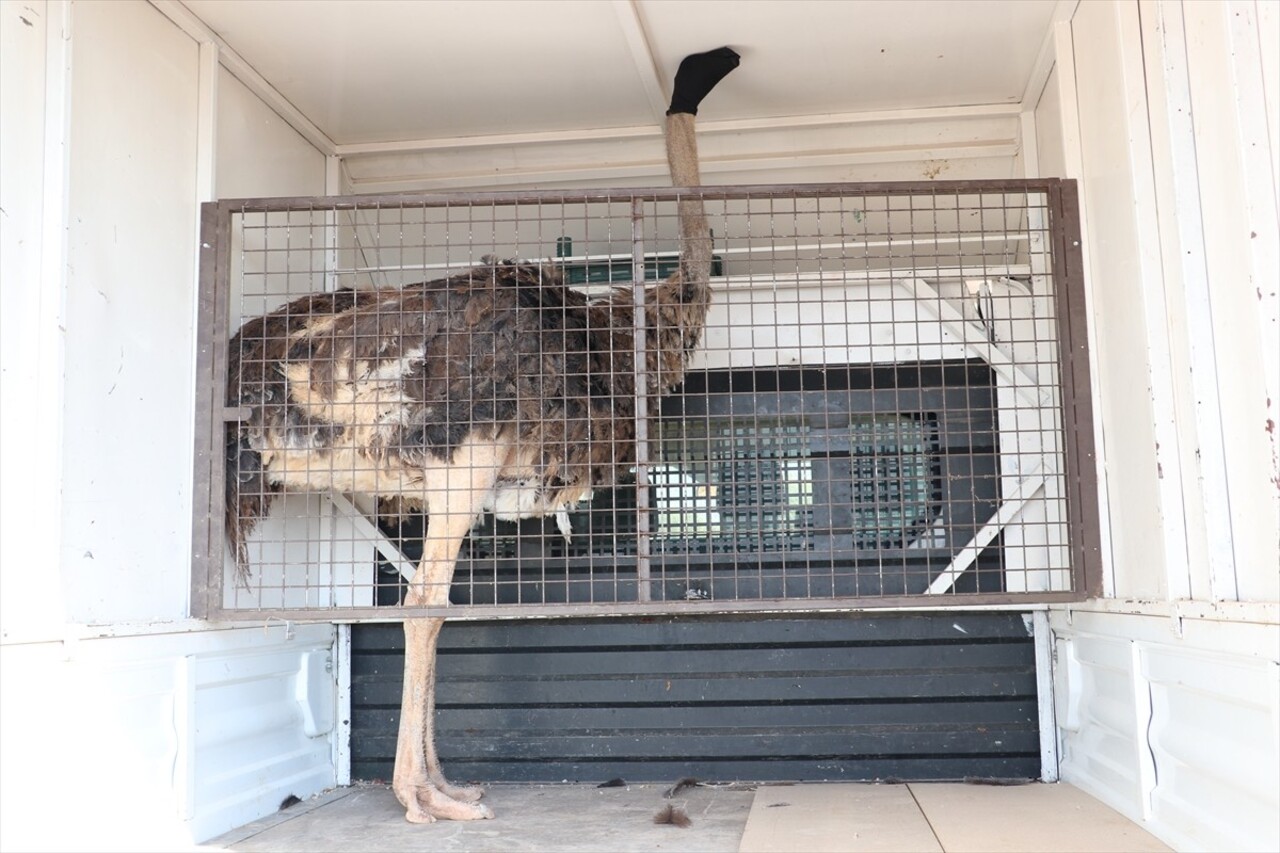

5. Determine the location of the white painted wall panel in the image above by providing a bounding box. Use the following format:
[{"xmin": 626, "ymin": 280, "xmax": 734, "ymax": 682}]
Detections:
[
  {"xmin": 1069, "ymin": 0, "xmax": 1168, "ymax": 599},
  {"xmin": 1179, "ymin": 0, "xmax": 1280, "ymax": 601},
  {"xmin": 1052, "ymin": 0, "xmax": 1280, "ymax": 605},
  {"xmin": 1032, "ymin": 68, "xmax": 1066, "ymax": 178},
  {"xmin": 58, "ymin": 0, "xmax": 200, "ymax": 623},
  {"xmin": 1052, "ymin": 609, "xmax": 1280, "ymax": 853},
  {"xmin": 0, "ymin": 0, "xmax": 70, "ymax": 640},
  {"xmin": 3, "ymin": 4, "xmax": 342, "ymax": 848},
  {"xmin": 1144, "ymin": 647, "xmax": 1280, "ymax": 852},
  {"xmin": 341, "ymin": 112, "xmax": 1025, "ymax": 192},
  {"xmin": 1054, "ymin": 633, "xmax": 1147, "ymax": 812},
  {"xmin": 0, "ymin": 624, "xmax": 336, "ymax": 850},
  {"xmin": 1046, "ymin": 4, "xmax": 1280, "ymax": 848},
  {"xmin": 0, "ymin": 640, "xmax": 76, "ymax": 852},
  {"xmin": 1134, "ymin": 0, "xmax": 1214, "ymax": 601},
  {"xmin": 216, "ymin": 67, "xmax": 327, "ymax": 199},
  {"xmin": 190, "ymin": 636, "xmax": 337, "ymax": 841}
]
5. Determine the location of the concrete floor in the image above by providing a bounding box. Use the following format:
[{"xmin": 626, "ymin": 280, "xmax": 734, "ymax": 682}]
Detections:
[{"xmin": 203, "ymin": 781, "xmax": 1172, "ymax": 853}]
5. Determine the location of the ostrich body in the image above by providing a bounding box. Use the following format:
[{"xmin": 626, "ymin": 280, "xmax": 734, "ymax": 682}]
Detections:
[{"xmin": 225, "ymin": 48, "xmax": 739, "ymax": 822}]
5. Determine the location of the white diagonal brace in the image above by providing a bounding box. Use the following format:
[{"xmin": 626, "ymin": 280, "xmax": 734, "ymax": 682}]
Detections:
[
  {"xmin": 326, "ymin": 491, "xmax": 416, "ymax": 581},
  {"xmin": 906, "ymin": 278, "xmax": 1051, "ymax": 408},
  {"xmin": 926, "ymin": 462, "xmax": 1046, "ymax": 595}
]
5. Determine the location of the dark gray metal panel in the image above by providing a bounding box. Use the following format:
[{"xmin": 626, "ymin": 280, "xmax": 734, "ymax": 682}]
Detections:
[{"xmin": 350, "ymin": 612, "xmax": 1039, "ymax": 783}]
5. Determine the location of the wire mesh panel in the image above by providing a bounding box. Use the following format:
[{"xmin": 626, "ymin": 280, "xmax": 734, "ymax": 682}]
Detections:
[{"xmin": 191, "ymin": 181, "xmax": 1098, "ymax": 621}]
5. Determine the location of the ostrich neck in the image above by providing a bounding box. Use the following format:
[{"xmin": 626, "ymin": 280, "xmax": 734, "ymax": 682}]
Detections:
[
  {"xmin": 639, "ymin": 112, "xmax": 712, "ymax": 393},
  {"xmin": 665, "ymin": 112, "xmax": 712, "ymax": 297},
  {"xmin": 586, "ymin": 113, "xmax": 713, "ymax": 396}
]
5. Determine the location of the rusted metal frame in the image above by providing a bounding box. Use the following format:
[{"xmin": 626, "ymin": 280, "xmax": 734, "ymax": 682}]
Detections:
[
  {"xmin": 1048, "ymin": 181, "xmax": 1104, "ymax": 598},
  {"xmin": 630, "ymin": 197, "xmax": 652, "ymax": 602},
  {"xmin": 195, "ymin": 181, "xmax": 1095, "ymax": 618},
  {"xmin": 191, "ymin": 201, "xmax": 232, "ymax": 619},
  {"xmin": 197, "ymin": 589, "xmax": 1090, "ymax": 624},
  {"xmin": 208, "ymin": 201, "xmax": 248, "ymax": 620},
  {"xmin": 216, "ymin": 179, "xmax": 1069, "ymax": 215}
]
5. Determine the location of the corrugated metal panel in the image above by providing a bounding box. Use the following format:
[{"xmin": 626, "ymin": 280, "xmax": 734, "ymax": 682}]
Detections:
[
  {"xmin": 1146, "ymin": 646, "xmax": 1280, "ymax": 852},
  {"xmin": 1053, "ymin": 608, "xmax": 1280, "ymax": 853},
  {"xmin": 191, "ymin": 637, "xmax": 337, "ymax": 839},
  {"xmin": 351, "ymin": 613, "xmax": 1039, "ymax": 783},
  {"xmin": 0, "ymin": 624, "xmax": 337, "ymax": 850},
  {"xmin": 1053, "ymin": 633, "xmax": 1147, "ymax": 810}
]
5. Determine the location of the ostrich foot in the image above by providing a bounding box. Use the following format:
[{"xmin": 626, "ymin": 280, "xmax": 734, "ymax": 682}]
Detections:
[{"xmin": 395, "ymin": 781, "xmax": 495, "ymax": 823}]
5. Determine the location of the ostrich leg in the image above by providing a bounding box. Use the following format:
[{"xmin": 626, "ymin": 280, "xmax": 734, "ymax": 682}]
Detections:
[
  {"xmin": 386, "ymin": 47, "xmax": 738, "ymax": 824},
  {"xmin": 392, "ymin": 438, "xmax": 503, "ymax": 823},
  {"xmin": 421, "ymin": 612, "xmax": 484, "ymax": 804}
]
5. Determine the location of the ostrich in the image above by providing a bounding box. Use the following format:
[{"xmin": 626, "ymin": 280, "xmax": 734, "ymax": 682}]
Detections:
[{"xmin": 225, "ymin": 47, "xmax": 740, "ymax": 823}]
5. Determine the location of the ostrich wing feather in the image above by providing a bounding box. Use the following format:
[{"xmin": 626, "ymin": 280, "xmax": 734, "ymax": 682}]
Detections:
[{"xmin": 224, "ymin": 257, "xmax": 706, "ymax": 573}]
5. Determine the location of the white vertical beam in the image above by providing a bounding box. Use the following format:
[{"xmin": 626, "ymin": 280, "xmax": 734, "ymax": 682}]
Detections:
[
  {"xmin": 1147, "ymin": 0, "xmax": 1239, "ymax": 599},
  {"xmin": 1022, "ymin": 0, "xmax": 1081, "ymax": 109},
  {"xmin": 34, "ymin": 0, "xmax": 72, "ymax": 628},
  {"xmin": 1138, "ymin": 0, "xmax": 1211, "ymax": 600},
  {"xmin": 174, "ymin": 654, "xmax": 196, "ymax": 819},
  {"xmin": 1032, "ymin": 611, "xmax": 1060, "ymax": 782},
  {"xmin": 324, "ymin": 155, "xmax": 342, "ymax": 292},
  {"xmin": 1053, "ymin": 15, "xmax": 1117, "ymax": 597},
  {"xmin": 1245, "ymin": 0, "xmax": 1279, "ymax": 207},
  {"xmin": 1020, "ymin": 110, "xmax": 1041, "ymax": 178},
  {"xmin": 0, "ymin": 0, "xmax": 71, "ymax": 637},
  {"xmin": 324, "ymin": 154, "xmax": 352, "ymax": 791},
  {"xmin": 333, "ymin": 624, "xmax": 352, "ymax": 787},
  {"xmin": 194, "ymin": 41, "xmax": 217, "ymax": 203},
  {"xmin": 1113, "ymin": 0, "xmax": 1193, "ymax": 599},
  {"xmin": 325, "ymin": 154, "xmax": 342, "ymax": 195},
  {"xmin": 1225, "ymin": 0, "xmax": 1280, "ymax": 562}
]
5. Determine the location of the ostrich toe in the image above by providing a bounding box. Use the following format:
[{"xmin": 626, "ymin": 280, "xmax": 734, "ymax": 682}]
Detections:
[
  {"xmin": 398, "ymin": 782, "xmax": 495, "ymax": 823},
  {"xmin": 437, "ymin": 782, "xmax": 485, "ymax": 803}
]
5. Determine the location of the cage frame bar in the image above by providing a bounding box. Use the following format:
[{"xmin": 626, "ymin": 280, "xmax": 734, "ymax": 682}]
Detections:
[
  {"xmin": 630, "ymin": 196, "xmax": 653, "ymax": 602},
  {"xmin": 1047, "ymin": 180, "xmax": 1102, "ymax": 598},
  {"xmin": 190, "ymin": 178, "xmax": 1102, "ymax": 622},
  {"xmin": 208, "ymin": 178, "xmax": 1082, "ymax": 213}
]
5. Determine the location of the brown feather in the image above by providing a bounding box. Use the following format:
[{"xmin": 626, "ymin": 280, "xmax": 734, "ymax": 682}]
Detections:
[
  {"xmin": 653, "ymin": 804, "xmax": 692, "ymax": 828},
  {"xmin": 663, "ymin": 777, "xmax": 702, "ymax": 798},
  {"xmin": 225, "ymin": 254, "xmax": 711, "ymax": 578}
]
